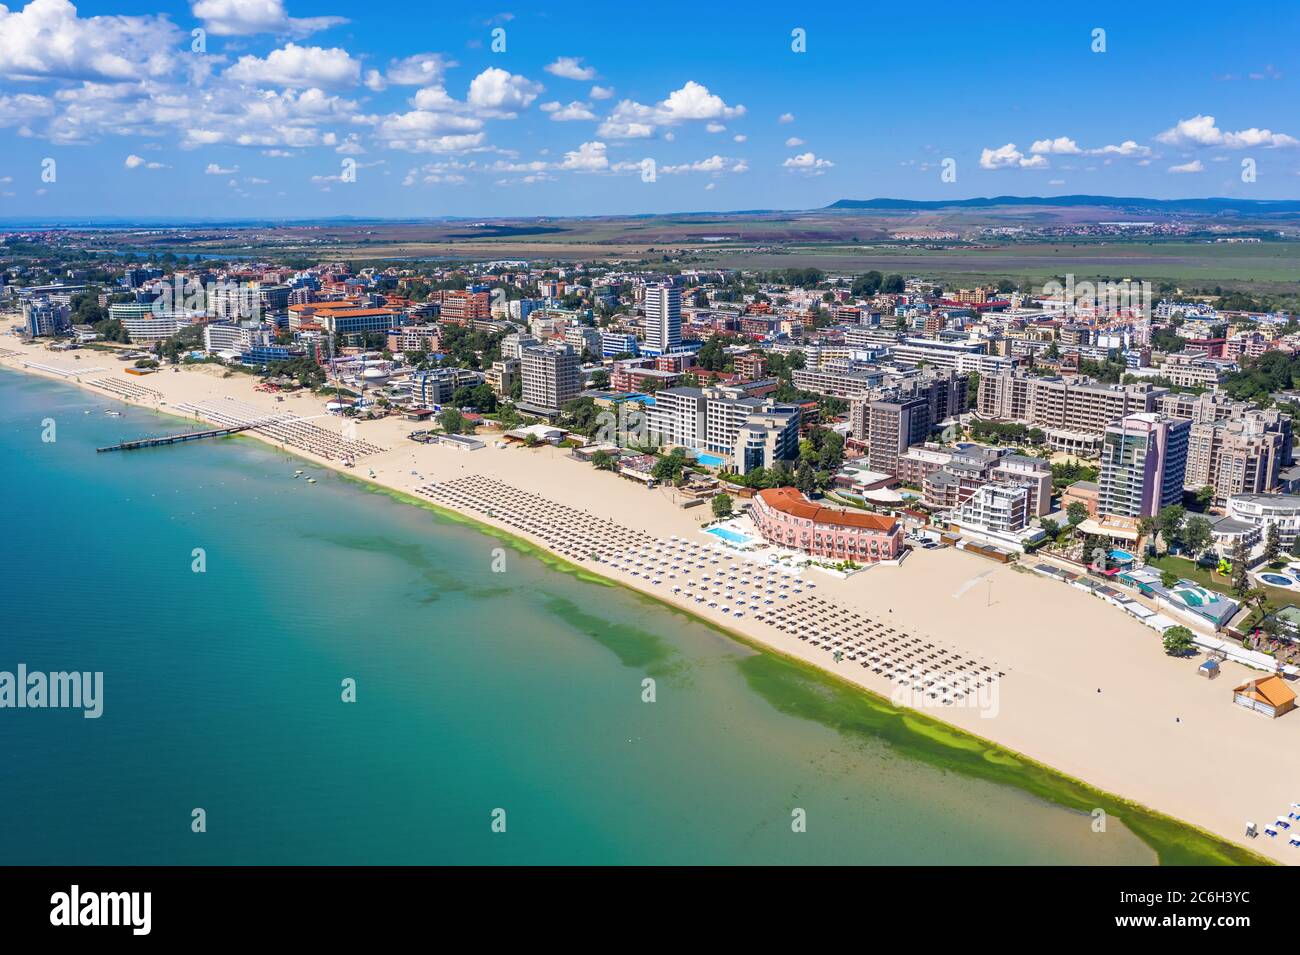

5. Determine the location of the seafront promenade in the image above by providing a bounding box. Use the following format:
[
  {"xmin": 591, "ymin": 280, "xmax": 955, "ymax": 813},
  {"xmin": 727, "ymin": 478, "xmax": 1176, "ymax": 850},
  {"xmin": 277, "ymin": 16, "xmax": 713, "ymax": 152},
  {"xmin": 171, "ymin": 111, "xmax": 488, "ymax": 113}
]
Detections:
[{"xmin": 3, "ymin": 336, "xmax": 1296, "ymax": 864}]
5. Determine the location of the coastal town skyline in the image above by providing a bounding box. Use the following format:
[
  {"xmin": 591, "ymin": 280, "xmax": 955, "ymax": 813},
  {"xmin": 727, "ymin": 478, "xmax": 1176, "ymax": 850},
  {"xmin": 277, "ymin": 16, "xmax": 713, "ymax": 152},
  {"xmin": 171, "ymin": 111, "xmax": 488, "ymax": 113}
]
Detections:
[
  {"xmin": 10, "ymin": 2, "xmax": 1300, "ymax": 926},
  {"xmin": 0, "ymin": 0, "xmax": 1297, "ymax": 219}
]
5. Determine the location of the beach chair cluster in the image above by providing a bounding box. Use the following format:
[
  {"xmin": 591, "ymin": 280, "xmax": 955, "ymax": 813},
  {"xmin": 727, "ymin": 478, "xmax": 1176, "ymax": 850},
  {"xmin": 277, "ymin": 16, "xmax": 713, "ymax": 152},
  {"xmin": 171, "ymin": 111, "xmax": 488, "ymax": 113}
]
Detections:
[
  {"xmin": 174, "ymin": 397, "xmax": 386, "ymax": 461},
  {"xmin": 416, "ymin": 476, "xmax": 1002, "ymax": 706},
  {"xmin": 90, "ymin": 376, "xmax": 162, "ymax": 402},
  {"xmin": 1259, "ymin": 804, "xmax": 1300, "ymax": 846},
  {"xmin": 22, "ymin": 360, "xmax": 107, "ymax": 378},
  {"xmin": 758, "ymin": 593, "xmax": 1003, "ymax": 705},
  {"xmin": 419, "ymin": 475, "xmax": 672, "ymax": 564}
]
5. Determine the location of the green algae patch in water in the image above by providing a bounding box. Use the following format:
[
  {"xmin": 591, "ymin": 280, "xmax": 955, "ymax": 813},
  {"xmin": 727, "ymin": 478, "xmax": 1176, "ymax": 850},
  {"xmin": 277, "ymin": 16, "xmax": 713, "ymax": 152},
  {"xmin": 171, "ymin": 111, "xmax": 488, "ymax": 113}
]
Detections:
[{"xmin": 734, "ymin": 650, "xmax": 1271, "ymax": 867}]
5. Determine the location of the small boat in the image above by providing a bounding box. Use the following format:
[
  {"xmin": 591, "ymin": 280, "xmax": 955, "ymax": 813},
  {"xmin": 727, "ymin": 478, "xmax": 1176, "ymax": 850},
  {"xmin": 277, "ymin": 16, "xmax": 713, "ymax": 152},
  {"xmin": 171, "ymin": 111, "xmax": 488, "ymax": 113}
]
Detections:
[
  {"xmin": 294, "ymin": 470, "xmax": 304, "ymax": 477},
  {"xmin": 104, "ymin": 410, "xmax": 122, "ymax": 417},
  {"xmin": 306, "ymin": 477, "xmax": 317, "ymax": 484}
]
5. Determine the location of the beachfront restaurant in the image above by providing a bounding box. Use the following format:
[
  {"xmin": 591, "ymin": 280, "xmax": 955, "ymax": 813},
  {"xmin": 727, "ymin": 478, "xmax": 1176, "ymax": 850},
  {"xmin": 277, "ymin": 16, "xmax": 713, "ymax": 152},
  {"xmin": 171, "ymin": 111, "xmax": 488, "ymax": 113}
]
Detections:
[
  {"xmin": 1117, "ymin": 566, "xmax": 1239, "ymax": 631},
  {"xmin": 1233, "ymin": 675, "xmax": 1297, "ymax": 719}
]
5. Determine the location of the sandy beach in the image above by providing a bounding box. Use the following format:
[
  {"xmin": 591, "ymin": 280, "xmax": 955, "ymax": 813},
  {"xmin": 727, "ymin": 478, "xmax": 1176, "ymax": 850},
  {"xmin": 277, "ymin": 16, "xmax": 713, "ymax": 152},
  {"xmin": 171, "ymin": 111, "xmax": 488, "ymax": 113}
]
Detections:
[{"xmin": 6, "ymin": 336, "xmax": 1296, "ymax": 864}]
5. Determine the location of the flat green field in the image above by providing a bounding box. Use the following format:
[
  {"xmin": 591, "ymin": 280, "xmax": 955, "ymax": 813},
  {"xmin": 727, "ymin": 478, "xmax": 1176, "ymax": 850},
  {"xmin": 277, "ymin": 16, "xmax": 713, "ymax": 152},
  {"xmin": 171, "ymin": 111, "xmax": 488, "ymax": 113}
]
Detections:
[{"xmin": 689, "ymin": 241, "xmax": 1300, "ymax": 292}]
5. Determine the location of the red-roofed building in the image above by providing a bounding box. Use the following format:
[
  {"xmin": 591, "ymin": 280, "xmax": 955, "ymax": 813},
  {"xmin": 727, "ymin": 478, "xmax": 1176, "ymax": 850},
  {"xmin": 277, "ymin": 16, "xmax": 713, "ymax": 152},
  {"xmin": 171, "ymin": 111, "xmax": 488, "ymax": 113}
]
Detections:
[{"xmin": 750, "ymin": 487, "xmax": 903, "ymax": 561}]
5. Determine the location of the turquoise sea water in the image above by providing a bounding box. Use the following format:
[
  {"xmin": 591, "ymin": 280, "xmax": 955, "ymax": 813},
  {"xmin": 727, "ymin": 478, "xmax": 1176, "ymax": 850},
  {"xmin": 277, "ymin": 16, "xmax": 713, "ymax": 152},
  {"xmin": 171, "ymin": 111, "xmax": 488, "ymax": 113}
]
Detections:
[{"xmin": 0, "ymin": 369, "xmax": 1155, "ymax": 864}]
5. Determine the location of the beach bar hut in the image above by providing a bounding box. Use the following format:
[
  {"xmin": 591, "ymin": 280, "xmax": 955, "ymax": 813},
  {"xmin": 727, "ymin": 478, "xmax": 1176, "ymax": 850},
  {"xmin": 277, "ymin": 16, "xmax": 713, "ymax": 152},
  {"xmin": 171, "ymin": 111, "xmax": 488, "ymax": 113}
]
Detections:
[
  {"xmin": 1232, "ymin": 675, "xmax": 1296, "ymax": 718},
  {"xmin": 1198, "ymin": 658, "xmax": 1220, "ymax": 680}
]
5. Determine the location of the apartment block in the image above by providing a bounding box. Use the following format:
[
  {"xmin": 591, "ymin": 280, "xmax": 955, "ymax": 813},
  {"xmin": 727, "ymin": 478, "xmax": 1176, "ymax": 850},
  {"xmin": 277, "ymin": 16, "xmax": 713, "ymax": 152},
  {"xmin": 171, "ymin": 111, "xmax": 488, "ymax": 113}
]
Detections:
[
  {"xmin": 977, "ymin": 373, "xmax": 1167, "ymax": 454},
  {"xmin": 1185, "ymin": 410, "xmax": 1292, "ymax": 505},
  {"xmin": 792, "ymin": 365, "xmax": 886, "ymax": 398},
  {"xmin": 1158, "ymin": 352, "xmax": 1236, "ymax": 389},
  {"xmin": 1097, "ymin": 413, "xmax": 1190, "ymax": 519},
  {"xmin": 519, "ymin": 343, "xmax": 582, "ymax": 417}
]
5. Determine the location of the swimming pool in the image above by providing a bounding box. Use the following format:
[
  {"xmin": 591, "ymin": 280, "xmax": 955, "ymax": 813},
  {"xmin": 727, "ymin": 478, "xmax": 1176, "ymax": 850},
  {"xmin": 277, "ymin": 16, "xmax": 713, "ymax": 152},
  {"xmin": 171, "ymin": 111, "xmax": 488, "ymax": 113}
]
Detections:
[
  {"xmin": 1260, "ymin": 573, "xmax": 1295, "ymax": 587},
  {"xmin": 695, "ymin": 452, "xmax": 726, "ymax": 468},
  {"xmin": 707, "ymin": 527, "xmax": 753, "ymax": 545},
  {"xmin": 1109, "ymin": 549, "xmax": 1135, "ymax": 563}
]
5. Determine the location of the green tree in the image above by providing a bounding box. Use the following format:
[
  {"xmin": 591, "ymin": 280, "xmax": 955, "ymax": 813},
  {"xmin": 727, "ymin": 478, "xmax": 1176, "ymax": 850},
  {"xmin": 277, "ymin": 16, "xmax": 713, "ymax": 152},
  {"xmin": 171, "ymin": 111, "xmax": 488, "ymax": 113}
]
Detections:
[
  {"xmin": 1066, "ymin": 501, "xmax": 1088, "ymax": 527},
  {"xmin": 1264, "ymin": 522, "xmax": 1281, "ymax": 564},
  {"xmin": 1137, "ymin": 515, "xmax": 1157, "ymax": 550},
  {"xmin": 1181, "ymin": 515, "xmax": 1213, "ymax": 559},
  {"xmin": 1230, "ymin": 538, "xmax": 1251, "ymax": 596},
  {"xmin": 591, "ymin": 449, "xmax": 616, "ymax": 471},
  {"xmin": 795, "ymin": 460, "xmax": 816, "ymax": 495},
  {"xmin": 1162, "ymin": 626, "xmax": 1196, "ymax": 657},
  {"xmin": 438, "ymin": 407, "xmax": 467, "ymax": 434},
  {"xmin": 1156, "ymin": 504, "xmax": 1186, "ymax": 550},
  {"xmin": 651, "ymin": 447, "xmax": 688, "ymax": 484},
  {"xmin": 1160, "ymin": 569, "xmax": 1180, "ymax": 589},
  {"xmin": 711, "ymin": 493, "xmax": 733, "ymax": 520}
]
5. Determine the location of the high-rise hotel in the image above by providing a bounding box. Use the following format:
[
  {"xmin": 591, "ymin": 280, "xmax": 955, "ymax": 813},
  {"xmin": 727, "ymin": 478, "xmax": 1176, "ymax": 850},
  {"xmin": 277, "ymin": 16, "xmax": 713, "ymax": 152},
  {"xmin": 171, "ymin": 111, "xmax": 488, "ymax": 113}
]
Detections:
[
  {"xmin": 1097, "ymin": 413, "xmax": 1190, "ymax": 519},
  {"xmin": 642, "ymin": 283, "xmax": 681, "ymax": 356}
]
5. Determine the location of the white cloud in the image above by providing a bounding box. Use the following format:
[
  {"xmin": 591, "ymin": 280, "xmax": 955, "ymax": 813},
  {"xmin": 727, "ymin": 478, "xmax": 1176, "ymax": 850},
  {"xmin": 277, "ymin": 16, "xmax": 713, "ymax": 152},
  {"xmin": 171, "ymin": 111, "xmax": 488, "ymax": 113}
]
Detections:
[
  {"xmin": 598, "ymin": 81, "xmax": 744, "ymax": 139},
  {"xmin": 0, "ymin": 0, "xmax": 183, "ymax": 82},
  {"xmin": 598, "ymin": 100, "xmax": 655, "ymax": 139},
  {"xmin": 1157, "ymin": 114, "xmax": 1222, "ymax": 146},
  {"xmin": 226, "ymin": 43, "xmax": 361, "ymax": 88},
  {"xmin": 1169, "ymin": 159, "xmax": 1205, "ymax": 174},
  {"xmin": 384, "ymin": 53, "xmax": 456, "ymax": 87},
  {"xmin": 733, "ymin": 134, "xmax": 746, "ymax": 143},
  {"xmin": 783, "ymin": 151, "xmax": 833, "ymax": 175},
  {"xmin": 784, "ymin": 136, "xmax": 804, "ymax": 147},
  {"xmin": 1029, "ymin": 136, "xmax": 1081, "ymax": 155},
  {"xmin": 659, "ymin": 81, "xmax": 744, "ymax": 122},
  {"xmin": 466, "ymin": 67, "xmax": 543, "ymax": 116},
  {"xmin": 1156, "ymin": 114, "xmax": 1298, "ymax": 149},
  {"xmin": 589, "ymin": 85, "xmax": 614, "ymax": 100},
  {"xmin": 706, "ymin": 122, "xmax": 725, "ymax": 133},
  {"xmin": 560, "ymin": 140, "xmax": 608, "ymax": 172},
  {"xmin": 1091, "ymin": 140, "xmax": 1152, "ymax": 157},
  {"xmin": 544, "ymin": 56, "xmax": 595, "ymax": 81},
  {"xmin": 660, "ymin": 155, "xmax": 747, "ymax": 175},
  {"xmin": 540, "ymin": 100, "xmax": 595, "ymax": 122},
  {"xmin": 205, "ymin": 162, "xmax": 238, "ymax": 174},
  {"xmin": 124, "ymin": 153, "xmax": 165, "ymax": 169},
  {"xmin": 979, "ymin": 143, "xmax": 1047, "ymax": 169},
  {"xmin": 0, "ymin": 92, "xmax": 53, "ymax": 126},
  {"xmin": 190, "ymin": 0, "xmax": 346, "ymax": 38},
  {"xmin": 377, "ymin": 105, "xmax": 485, "ymax": 152},
  {"xmin": 1029, "ymin": 136, "xmax": 1152, "ymax": 158},
  {"xmin": 778, "ymin": 112, "xmax": 794, "ymax": 123}
]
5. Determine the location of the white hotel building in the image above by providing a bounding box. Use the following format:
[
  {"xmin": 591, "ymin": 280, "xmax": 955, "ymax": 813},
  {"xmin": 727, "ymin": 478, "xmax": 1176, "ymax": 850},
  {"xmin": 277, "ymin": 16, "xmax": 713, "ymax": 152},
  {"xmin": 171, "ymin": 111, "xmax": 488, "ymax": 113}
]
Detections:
[
  {"xmin": 647, "ymin": 384, "xmax": 800, "ymax": 474},
  {"xmin": 642, "ymin": 283, "xmax": 681, "ymax": 356}
]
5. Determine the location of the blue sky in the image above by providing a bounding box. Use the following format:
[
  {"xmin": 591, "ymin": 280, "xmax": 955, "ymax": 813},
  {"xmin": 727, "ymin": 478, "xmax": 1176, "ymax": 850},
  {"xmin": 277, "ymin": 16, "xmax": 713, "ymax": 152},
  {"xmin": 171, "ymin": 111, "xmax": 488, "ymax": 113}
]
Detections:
[{"xmin": 0, "ymin": 0, "xmax": 1297, "ymax": 219}]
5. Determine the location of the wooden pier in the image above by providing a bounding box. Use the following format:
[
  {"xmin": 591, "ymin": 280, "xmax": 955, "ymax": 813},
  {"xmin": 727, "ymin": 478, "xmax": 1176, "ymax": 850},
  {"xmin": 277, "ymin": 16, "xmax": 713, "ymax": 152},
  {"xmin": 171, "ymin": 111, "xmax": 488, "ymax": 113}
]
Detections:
[{"xmin": 97, "ymin": 423, "xmax": 265, "ymax": 453}]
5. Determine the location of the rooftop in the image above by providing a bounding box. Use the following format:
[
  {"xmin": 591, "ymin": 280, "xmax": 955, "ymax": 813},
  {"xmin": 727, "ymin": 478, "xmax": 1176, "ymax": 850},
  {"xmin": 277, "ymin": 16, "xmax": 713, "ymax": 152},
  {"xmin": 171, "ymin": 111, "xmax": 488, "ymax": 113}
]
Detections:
[{"xmin": 757, "ymin": 487, "xmax": 898, "ymax": 532}]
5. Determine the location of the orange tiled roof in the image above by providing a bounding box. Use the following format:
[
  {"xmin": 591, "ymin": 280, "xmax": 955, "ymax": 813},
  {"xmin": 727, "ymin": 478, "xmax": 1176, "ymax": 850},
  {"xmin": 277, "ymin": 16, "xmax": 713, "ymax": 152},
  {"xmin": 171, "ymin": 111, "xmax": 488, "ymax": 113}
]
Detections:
[
  {"xmin": 1234, "ymin": 675, "xmax": 1296, "ymax": 709},
  {"xmin": 757, "ymin": 487, "xmax": 897, "ymax": 532}
]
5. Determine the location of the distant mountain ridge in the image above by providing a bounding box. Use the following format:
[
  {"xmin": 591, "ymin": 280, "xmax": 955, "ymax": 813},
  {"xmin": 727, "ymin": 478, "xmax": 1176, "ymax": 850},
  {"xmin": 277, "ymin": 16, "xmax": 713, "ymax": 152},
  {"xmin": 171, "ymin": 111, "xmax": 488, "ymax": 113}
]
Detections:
[{"xmin": 826, "ymin": 195, "xmax": 1300, "ymax": 214}]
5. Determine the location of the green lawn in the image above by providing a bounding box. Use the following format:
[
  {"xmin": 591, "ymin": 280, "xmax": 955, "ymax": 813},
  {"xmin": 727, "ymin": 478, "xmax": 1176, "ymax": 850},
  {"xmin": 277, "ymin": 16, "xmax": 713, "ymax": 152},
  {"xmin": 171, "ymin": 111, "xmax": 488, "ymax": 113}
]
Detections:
[{"xmin": 1144, "ymin": 553, "xmax": 1297, "ymax": 610}]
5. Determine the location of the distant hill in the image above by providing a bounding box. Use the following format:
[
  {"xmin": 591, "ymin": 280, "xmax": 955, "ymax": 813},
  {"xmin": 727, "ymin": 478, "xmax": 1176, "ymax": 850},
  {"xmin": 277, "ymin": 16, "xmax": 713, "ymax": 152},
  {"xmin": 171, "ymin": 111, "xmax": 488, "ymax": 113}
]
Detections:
[{"xmin": 826, "ymin": 195, "xmax": 1300, "ymax": 214}]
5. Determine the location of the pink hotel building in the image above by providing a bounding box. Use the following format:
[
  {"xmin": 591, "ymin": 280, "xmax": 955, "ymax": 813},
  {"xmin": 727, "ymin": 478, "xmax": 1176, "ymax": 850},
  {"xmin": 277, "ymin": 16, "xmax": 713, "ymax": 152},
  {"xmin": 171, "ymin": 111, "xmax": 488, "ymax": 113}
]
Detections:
[{"xmin": 750, "ymin": 488, "xmax": 904, "ymax": 562}]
